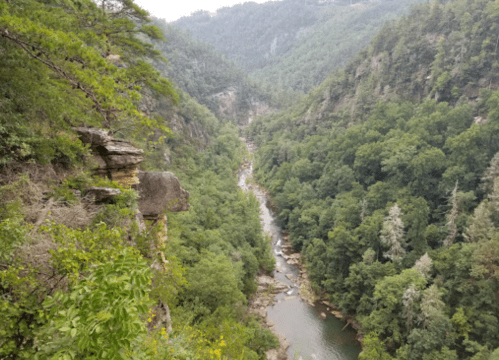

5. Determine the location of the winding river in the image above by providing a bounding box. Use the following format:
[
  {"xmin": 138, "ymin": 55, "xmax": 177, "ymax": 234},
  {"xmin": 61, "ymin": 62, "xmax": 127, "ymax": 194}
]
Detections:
[{"xmin": 238, "ymin": 139, "xmax": 361, "ymax": 360}]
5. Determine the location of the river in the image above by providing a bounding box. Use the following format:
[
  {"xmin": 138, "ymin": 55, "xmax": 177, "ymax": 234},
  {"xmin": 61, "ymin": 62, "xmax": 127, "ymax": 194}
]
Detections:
[{"xmin": 238, "ymin": 139, "xmax": 361, "ymax": 360}]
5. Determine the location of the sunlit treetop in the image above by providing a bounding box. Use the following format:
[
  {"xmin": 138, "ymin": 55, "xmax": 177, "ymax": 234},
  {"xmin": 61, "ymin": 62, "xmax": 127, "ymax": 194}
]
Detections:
[{"xmin": 0, "ymin": 0, "xmax": 177, "ymax": 158}]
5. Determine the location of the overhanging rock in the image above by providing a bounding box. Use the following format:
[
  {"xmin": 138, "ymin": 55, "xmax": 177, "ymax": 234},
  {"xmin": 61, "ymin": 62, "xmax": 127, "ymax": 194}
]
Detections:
[
  {"xmin": 137, "ymin": 171, "xmax": 189, "ymax": 218},
  {"xmin": 74, "ymin": 127, "xmax": 144, "ymax": 187}
]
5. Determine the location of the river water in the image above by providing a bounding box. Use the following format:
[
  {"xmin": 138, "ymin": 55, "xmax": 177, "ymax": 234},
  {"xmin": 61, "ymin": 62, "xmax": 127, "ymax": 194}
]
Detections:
[{"xmin": 238, "ymin": 140, "xmax": 361, "ymax": 360}]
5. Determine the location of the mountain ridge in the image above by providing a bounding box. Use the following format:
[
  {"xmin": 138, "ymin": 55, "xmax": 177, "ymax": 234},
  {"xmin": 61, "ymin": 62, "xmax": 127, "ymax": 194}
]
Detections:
[{"xmin": 174, "ymin": 0, "xmax": 428, "ymax": 92}]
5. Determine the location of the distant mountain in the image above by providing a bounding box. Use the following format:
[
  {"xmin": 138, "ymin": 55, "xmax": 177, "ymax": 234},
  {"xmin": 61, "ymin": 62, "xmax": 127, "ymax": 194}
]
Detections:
[
  {"xmin": 150, "ymin": 20, "xmax": 278, "ymax": 124},
  {"xmin": 174, "ymin": 0, "xmax": 320, "ymax": 72},
  {"xmin": 174, "ymin": 0, "xmax": 427, "ymax": 93}
]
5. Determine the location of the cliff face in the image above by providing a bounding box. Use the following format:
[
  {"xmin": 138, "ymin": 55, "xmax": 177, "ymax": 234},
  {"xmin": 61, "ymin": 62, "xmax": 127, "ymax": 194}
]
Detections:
[
  {"xmin": 75, "ymin": 128, "xmax": 144, "ymax": 187},
  {"xmin": 212, "ymin": 87, "xmax": 275, "ymax": 125},
  {"xmin": 75, "ymin": 127, "xmax": 190, "ymax": 221}
]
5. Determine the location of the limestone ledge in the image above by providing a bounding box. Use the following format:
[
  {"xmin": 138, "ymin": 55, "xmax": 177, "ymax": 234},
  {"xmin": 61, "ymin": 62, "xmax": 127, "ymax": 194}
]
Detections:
[
  {"xmin": 74, "ymin": 127, "xmax": 190, "ymax": 219},
  {"xmin": 74, "ymin": 127, "xmax": 143, "ymax": 187}
]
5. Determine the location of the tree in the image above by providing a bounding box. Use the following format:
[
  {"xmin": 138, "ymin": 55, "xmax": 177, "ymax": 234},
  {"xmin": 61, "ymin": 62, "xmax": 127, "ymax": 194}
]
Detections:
[
  {"xmin": 0, "ymin": 0, "xmax": 177, "ymax": 166},
  {"xmin": 183, "ymin": 253, "xmax": 245, "ymax": 316},
  {"xmin": 362, "ymin": 269, "xmax": 426, "ymax": 348},
  {"xmin": 406, "ymin": 285, "xmax": 453, "ymax": 360},
  {"xmin": 464, "ymin": 200, "xmax": 494, "ymax": 243},
  {"xmin": 413, "ymin": 253, "xmax": 433, "ymax": 280},
  {"xmin": 360, "ymin": 332, "xmax": 394, "ymax": 360},
  {"xmin": 380, "ymin": 203, "xmax": 406, "ymax": 262},
  {"xmin": 443, "ymin": 181, "xmax": 459, "ymax": 248},
  {"xmin": 342, "ymin": 260, "xmax": 396, "ymax": 316},
  {"xmin": 36, "ymin": 250, "xmax": 153, "ymax": 359},
  {"xmin": 402, "ymin": 284, "xmax": 420, "ymax": 330}
]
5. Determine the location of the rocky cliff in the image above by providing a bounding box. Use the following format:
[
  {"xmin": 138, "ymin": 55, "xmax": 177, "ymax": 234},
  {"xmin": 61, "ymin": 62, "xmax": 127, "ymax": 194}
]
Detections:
[
  {"xmin": 75, "ymin": 127, "xmax": 190, "ymax": 223},
  {"xmin": 74, "ymin": 127, "xmax": 144, "ymax": 187},
  {"xmin": 212, "ymin": 87, "xmax": 275, "ymax": 125}
]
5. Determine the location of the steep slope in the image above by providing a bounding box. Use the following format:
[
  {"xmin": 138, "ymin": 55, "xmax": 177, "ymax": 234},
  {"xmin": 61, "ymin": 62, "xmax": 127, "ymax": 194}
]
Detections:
[
  {"xmin": 251, "ymin": 0, "xmax": 427, "ymax": 93},
  {"xmin": 150, "ymin": 21, "xmax": 278, "ymax": 124},
  {"xmin": 247, "ymin": 0, "xmax": 499, "ymax": 358},
  {"xmin": 174, "ymin": 0, "xmax": 427, "ymax": 93},
  {"xmin": 174, "ymin": 0, "xmax": 320, "ymax": 72},
  {"xmin": 0, "ymin": 1, "xmax": 278, "ymax": 359}
]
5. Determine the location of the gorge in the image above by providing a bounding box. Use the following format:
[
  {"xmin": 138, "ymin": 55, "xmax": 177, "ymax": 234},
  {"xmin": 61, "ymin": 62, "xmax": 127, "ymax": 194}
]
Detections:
[
  {"xmin": 239, "ymin": 138, "xmax": 361, "ymax": 360},
  {"xmin": 3, "ymin": 0, "xmax": 499, "ymax": 359}
]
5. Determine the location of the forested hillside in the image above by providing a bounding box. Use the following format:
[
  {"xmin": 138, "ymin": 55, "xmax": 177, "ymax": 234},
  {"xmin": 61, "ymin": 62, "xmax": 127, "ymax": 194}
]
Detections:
[
  {"xmin": 149, "ymin": 21, "xmax": 282, "ymax": 123},
  {"xmin": 247, "ymin": 0, "xmax": 499, "ymax": 358},
  {"xmin": 174, "ymin": 0, "xmax": 427, "ymax": 93},
  {"xmin": 174, "ymin": 0, "xmax": 319, "ymax": 72},
  {"xmin": 250, "ymin": 0, "xmax": 427, "ymax": 93},
  {"xmin": 5, "ymin": 0, "xmax": 499, "ymax": 359},
  {"xmin": 0, "ymin": 1, "xmax": 278, "ymax": 359}
]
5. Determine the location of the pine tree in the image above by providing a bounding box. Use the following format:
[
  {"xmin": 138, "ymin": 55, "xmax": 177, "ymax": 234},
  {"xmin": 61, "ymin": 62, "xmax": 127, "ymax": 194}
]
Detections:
[
  {"xmin": 481, "ymin": 152, "xmax": 499, "ymax": 193},
  {"xmin": 464, "ymin": 200, "xmax": 494, "ymax": 243},
  {"xmin": 419, "ymin": 284, "xmax": 445, "ymax": 329},
  {"xmin": 402, "ymin": 284, "xmax": 420, "ymax": 329},
  {"xmin": 380, "ymin": 203, "xmax": 406, "ymax": 262},
  {"xmin": 443, "ymin": 181, "xmax": 459, "ymax": 249},
  {"xmin": 413, "ymin": 253, "xmax": 432, "ymax": 280}
]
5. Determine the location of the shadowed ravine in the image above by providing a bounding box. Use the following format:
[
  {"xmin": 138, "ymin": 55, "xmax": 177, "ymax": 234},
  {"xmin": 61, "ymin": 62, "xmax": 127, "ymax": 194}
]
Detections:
[{"xmin": 238, "ymin": 138, "xmax": 361, "ymax": 360}]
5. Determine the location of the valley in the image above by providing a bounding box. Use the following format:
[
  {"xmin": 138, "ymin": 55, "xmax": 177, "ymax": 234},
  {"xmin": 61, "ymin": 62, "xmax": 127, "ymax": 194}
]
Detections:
[
  {"xmin": 2, "ymin": 0, "xmax": 499, "ymax": 359},
  {"xmin": 239, "ymin": 138, "xmax": 361, "ymax": 359}
]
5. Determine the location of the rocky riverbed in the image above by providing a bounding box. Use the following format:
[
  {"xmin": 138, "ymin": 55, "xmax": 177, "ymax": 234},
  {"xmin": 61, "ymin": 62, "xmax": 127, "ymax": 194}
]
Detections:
[
  {"xmin": 248, "ymin": 274, "xmax": 291, "ymax": 360},
  {"xmin": 239, "ymin": 137, "xmax": 361, "ymax": 360}
]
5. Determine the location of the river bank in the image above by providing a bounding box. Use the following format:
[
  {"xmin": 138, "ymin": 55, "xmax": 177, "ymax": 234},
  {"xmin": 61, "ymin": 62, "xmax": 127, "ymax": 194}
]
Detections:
[
  {"xmin": 239, "ymin": 137, "xmax": 361, "ymax": 360},
  {"xmin": 239, "ymin": 152, "xmax": 291, "ymax": 360},
  {"xmin": 279, "ymin": 234, "xmax": 364, "ymax": 343}
]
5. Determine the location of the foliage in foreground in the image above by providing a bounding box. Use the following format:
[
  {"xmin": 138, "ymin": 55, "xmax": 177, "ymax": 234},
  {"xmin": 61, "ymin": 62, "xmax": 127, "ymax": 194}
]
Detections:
[{"xmin": 0, "ymin": 0, "xmax": 176, "ymax": 166}]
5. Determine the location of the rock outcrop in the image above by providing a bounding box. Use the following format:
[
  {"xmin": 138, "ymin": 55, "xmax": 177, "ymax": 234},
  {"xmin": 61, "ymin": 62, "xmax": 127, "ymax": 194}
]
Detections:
[
  {"xmin": 74, "ymin": 128, "xmax": 190, "ymax": 219},
  {"xmin": 212, "ymin": 87, "xmax": 275, "ymax": 125},
  {"xmin": 75, "ymin": 127, "xmax": 190, "ymax": 336},
  {"xmin": 85, "ymin": 186, "xmax": 122, "ymax": 203},
  {"xmin": 137, "ymin": 171, "xmax": 189, "ymax": 219},
  {"xmin": 74, "ymin": 127, "xmax": 143, "ymax": 187}
]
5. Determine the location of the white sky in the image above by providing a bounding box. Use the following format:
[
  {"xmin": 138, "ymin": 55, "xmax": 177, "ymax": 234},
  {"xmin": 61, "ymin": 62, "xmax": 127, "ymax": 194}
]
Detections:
[{"xmin": 135, "ymin": 0, "xmax": 274, "ymax": 22}]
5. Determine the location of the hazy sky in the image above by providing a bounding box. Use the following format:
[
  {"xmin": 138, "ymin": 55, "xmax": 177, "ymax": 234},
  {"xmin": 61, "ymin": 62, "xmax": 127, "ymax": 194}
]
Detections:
[{"xmin": 135, "ymin": 0, "xmax": 274, "ymax": 22}]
